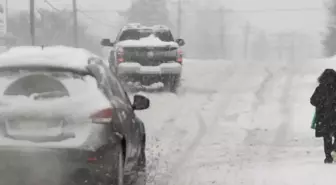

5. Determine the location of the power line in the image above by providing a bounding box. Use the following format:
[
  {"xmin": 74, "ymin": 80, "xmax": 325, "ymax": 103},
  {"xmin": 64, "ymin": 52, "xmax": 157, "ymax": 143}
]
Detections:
[
  {"xmin": 72, "ymin": 0, "xmax": 78, "ymax": 47},
  {"xmin": 44, "ymin": 0, "xmax": 62, "ymax": 12},
  {"xmin": 77, "ymin": 10, "xmax": 117, "ymax": 28},
  {"xmin": 42, "ymin": 1, "xmax": 117, "ymax": 28},
  {"xmin": 30, "ymin": 0, "xmax": 35, "ymax": 45},
  {"xmin": 79, "ymin": 9, "xmax": 117, "ymax": 13},
  {"xmin": 75, "ymin": 4, "xmax": 118, "ymax": 27},
  {"xmin": 177, "ymin": 0, "xmax": 182, "ymax": 37},
  {"xmin": 234, "ymin": 7, "xmax": 325, "ymax": 13},
  {"xmin": 74, "ymin": 7, "xmax": 325, "ymax": 13}
]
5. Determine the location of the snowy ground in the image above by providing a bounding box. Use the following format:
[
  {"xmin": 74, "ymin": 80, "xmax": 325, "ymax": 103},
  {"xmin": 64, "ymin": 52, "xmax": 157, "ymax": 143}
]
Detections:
[{"xmin": 132, "ymin": 59, "xmax": 336, "ymax": 185}]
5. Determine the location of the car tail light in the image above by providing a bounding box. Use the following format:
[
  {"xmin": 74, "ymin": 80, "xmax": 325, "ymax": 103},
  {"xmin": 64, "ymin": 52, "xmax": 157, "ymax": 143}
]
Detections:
[
  {"xmin": 116, "ymin": 47, "xmax": 124, "ymax": 63},
  {"xmin": 90, "ymin": 108, "xmax": 113, "ymax": 123},
  {"xmin": 177, "ymin": 49, "xmax": 183, "ymax": 63}
]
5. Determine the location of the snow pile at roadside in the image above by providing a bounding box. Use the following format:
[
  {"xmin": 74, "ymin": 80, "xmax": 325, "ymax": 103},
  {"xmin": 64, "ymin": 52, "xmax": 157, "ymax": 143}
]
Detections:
[{"xmin": 116, "ymin": 34, "xmax": 178, "ymax": 47}]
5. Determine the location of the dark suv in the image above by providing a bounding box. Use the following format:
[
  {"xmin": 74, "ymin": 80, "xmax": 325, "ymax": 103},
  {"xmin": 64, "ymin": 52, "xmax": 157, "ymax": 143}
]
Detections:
[
  {"xmin": 0, "ymin": 46, "xmax": 149, "ymax": 185},
  {"xmin": 101, "ymin": 24, "xmax": 185, "ymax": 92}
]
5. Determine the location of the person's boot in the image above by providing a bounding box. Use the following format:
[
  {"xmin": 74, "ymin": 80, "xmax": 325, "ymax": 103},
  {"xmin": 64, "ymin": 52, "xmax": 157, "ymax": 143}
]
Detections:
[
  {"xmin": 324, "ymin": 135, "xmax": 334, "ymax": 163},
  {"xmin": 325, "ymin": 155, "xmax": 333, "ymax": 163}
]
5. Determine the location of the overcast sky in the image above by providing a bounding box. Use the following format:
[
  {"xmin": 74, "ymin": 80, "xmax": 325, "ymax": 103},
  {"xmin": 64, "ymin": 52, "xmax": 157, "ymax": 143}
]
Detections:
[
  {"xmin": 6, "ymin": 0, "xmax": 327, "ymax": 34},
  {"xmin": 224, "ymin": 0, "xmax": 326, "ymax": 33}
]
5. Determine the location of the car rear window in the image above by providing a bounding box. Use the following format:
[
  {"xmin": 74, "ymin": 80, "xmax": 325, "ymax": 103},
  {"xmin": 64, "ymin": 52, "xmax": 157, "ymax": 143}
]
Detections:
[
  {"xmin": 0, "ymin": 69, "xmax": 111, "ymax": 119},
  {"xmin": 0, "ymin": 69, "xmax": 102, "ymax": 99}
]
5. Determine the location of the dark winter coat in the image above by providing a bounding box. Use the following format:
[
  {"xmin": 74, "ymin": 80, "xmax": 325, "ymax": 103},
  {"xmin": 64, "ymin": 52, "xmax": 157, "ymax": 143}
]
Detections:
[{"xmin": 310, "ymin": 69, "xmax": 336, "ymax": 137}]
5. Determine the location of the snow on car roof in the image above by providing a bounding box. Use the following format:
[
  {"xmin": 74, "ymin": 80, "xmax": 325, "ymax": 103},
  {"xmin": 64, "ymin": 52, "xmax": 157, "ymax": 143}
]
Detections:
[
  {"xmin": 0, "ymin": 45, "xmax": 99, "ymax": 71},
  {"xmin": 123, "ymin": 24, "xmax": 170, "ymax": 31},
  {"xmin": 116, "ymin": 34, "xmax": 179, "ymax": 47}
]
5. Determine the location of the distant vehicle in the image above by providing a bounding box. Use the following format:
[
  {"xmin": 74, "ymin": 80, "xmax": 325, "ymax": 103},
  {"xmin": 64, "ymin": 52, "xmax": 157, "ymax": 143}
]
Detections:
[
  {"xmin": 0, "ymin": 46, "xmax": 149, "ymax": 185},
  {"xmin": 101, "ymin": 24, "xmax": 186, "ymax": 93}
]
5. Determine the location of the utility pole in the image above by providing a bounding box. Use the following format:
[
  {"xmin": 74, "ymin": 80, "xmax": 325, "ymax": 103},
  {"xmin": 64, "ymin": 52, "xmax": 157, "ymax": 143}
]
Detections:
[
  {"xmin": 177, "ymin": 0, "xmax": 182, "ymax": 38},
  {"xmin": 243, "ymin": 22, "xmax": 250, "ymax": 60},
  {"xmin": 5, "ymin": 0, "xmax": 8, "ymax": 33},
  {"xmin": 277, "ymin": 34, "xmax": 282, "ymax": 61},
  {"xmin": 290, "ymin": 33, "xmax": 295, "ymax": 62},
  {"xmin": 219, "ymin": 7, "xmax": 224, "ymax": 59},
  {"xmin": 30, "ymin": 0, "xmax": 35, "ymax": 45},
  {"xmin": 72, "ymin": 0, "xmax": 78, "ymax": 47}
]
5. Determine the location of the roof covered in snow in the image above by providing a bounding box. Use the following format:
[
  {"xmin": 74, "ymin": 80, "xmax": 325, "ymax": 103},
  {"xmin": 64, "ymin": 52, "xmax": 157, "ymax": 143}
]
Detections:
[
  {"xmin": 0, "ymin": 46, "xmax": 100, "ymax": 72},
  {"xmin": 122, "ymin": 23, "xmax": 171, "ymax": 32},
  {"xmin": 116, "ymin": 34, "xmax": 179, "ymax": 47}
]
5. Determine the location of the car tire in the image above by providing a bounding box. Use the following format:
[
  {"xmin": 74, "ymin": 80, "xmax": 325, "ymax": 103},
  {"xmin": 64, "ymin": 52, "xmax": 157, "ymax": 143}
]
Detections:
[
  {"xmin": 127, "ymin": 135, "xmax": 146, "ymax": 185},
  {"xmin": 66, "ymin": 143, "xmax": 124, "ymax": 185},
  {"xmin": 104, "ymin": 143, "xmax": 125, "ymax": 185}
]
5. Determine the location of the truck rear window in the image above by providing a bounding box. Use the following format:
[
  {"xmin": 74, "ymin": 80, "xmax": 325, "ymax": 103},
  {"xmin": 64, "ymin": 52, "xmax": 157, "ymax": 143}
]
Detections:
[{"xmin": 119, "ymin": 29, "xmax": 174, "ymax": 42}]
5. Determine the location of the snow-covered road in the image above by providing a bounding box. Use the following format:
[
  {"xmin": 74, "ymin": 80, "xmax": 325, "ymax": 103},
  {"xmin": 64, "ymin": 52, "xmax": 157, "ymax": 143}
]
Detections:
[{"xmin": 134, "ymin": 59, "xmax": 336, "ymax": 185}]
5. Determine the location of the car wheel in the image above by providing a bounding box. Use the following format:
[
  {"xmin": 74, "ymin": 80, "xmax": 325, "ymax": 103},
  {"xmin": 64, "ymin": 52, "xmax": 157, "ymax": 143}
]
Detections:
[
  {"xmin": 66, "ymin": 168, "xmax": 95, "ymax": 185},
  {"xmin": 126, "ymin": 135, "xmax": 146, "ymax": 185},
  {"xmin": 135, "ymin": 135, "xmax": 147, "ymax": 185},
  {"xmin": 104, "ymin": 143, "xmax": 125, "ymax": 185}
]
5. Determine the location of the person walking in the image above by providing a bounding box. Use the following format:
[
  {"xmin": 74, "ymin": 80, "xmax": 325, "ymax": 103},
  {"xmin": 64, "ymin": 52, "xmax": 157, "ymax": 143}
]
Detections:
[{"xmin": 310, "ymin": 68, "xmax": 336, "ymax": 163}]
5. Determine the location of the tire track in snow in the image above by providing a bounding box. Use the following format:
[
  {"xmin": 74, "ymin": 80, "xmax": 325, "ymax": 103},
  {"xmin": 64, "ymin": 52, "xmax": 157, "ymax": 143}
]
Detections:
[
  {"xmin": 167, "ymin": 63, "xmax": 268, "ymax": 185},
  {"xmin": 145, "ymin": 89, "xmax": 223, "ymax": 184},
  {"xmin": 181, "ymin": 63, "xmax": 278, "ymax": 185},
  {"xmin": 164, "ymin": 63, "xmax": 293, "ymax": 185},
  {"xmin": 220, "ymin": 65, "xmax": 277, "ymax": 125},
  {"xmin": 154, "ymin": 63, "xmax": 282, "ymax": 185},
  {"xmin": 145, "ymin": 94, "xmax": 188, "ymax": 184},
  {"xmin": 242, "ymin": 65, "xmax": 282, "ymax": 144},
  {"xmin": 233, "ymin": 64, "xmax": 294, "ymax": 184},
  {"xmin": 245, "ymin": 65, "xmax": 294, "ymax": 184},
  {"xmin": 251, "ymin": 68, "xmax": 273, "ymax": 112},
  {"xmin": 165, "ymin": 65, "xmax": 237, "ymax": 185},
  {"xmin": 224, "ymin": 64, "xmax": 286, "ymax": 185},
  {"xmin": 147, "ymin": 63, "xmax": 235, "ymax": 185},
  {"xmin": 199, "ymin": 63, "xmax": 287, "ymax": 185},
  {"xmin": 271, "ymin": 66, "xmax": 294, "ymax": 147}
]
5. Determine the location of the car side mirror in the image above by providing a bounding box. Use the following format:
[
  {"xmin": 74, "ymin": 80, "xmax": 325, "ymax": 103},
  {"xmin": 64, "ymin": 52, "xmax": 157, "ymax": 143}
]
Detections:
[
  {"xmin": 176, "ymin": 38, "xmax": 185, "ymax": 46},
  {"xmin": 132, "ymin": 94, "xmax": 150, "ymax": 110},
  {"xmin": 101, "ymin": 39, "xmax": 114, "ymax": 47}
]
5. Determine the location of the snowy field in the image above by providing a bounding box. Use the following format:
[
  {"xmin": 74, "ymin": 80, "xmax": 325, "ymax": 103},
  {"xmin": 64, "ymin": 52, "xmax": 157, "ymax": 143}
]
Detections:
[{"xmin": 132, "ymin": 58, "xmax": 336, "ymax": 185}]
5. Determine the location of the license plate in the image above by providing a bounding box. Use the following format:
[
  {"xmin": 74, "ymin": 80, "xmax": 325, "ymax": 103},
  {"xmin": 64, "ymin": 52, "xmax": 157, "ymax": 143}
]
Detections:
[
  {"xmin": 147, "ymin": 51, "xmax": 154, "ymax": 58},
  {"xmin": 141, "ymin": 66, "xmax": 161, "ymax": 73}
]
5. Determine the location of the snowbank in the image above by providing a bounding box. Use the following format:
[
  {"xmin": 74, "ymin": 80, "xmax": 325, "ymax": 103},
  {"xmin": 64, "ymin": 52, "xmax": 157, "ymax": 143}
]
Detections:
[{"xmin": 116, "ymin": 34, "xmax": 179, "ymax": 47}]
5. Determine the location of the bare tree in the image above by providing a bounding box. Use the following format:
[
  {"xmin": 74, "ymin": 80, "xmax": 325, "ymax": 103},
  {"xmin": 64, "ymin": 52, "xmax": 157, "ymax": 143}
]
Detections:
[
  {"xmin": 323, "ymin": 0, "xmax": 336, "ymax": 57},
  {"xmin": 7, "ymin": 9, "xmax": 102, "ymax": 55}
]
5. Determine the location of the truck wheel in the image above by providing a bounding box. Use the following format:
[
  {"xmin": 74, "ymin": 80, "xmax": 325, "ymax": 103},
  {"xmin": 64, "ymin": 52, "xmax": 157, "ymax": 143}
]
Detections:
[{"xmin": 164, "ymin": 74, "xmax": 181, "ymax": 93}]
